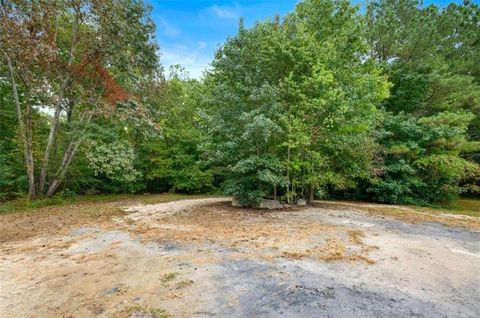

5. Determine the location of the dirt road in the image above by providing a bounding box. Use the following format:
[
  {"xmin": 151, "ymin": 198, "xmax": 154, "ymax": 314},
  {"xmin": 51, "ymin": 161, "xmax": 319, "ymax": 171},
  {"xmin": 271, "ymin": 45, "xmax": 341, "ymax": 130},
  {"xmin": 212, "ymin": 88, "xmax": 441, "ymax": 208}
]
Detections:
[{"xmin": 1, "ymin": 198, "xmax": 479, "ymax": 317}]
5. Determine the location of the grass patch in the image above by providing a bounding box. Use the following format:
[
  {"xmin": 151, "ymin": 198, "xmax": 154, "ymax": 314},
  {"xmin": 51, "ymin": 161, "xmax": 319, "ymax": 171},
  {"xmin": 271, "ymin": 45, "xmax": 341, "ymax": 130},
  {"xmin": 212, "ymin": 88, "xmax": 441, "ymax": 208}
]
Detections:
[
  {"xmin": 440, "ymin": 199, "xmax": 480, "ymax": 218},
  {"xmin": 161, "ymin": 272, "xmax": 179, "ymax": 284},
  {"xmin": 0, "ymin": 193, "xmax": 218, "ymax": 242},
  {"xmin": 347, "ymin": 230, "xmax": 365, "ymax": 245},
  {"xmin": 125, "ymin": 305, "xmax": 171, "ymax": 318},
  {"xmin": 316, "ymin": 199, "xmax": 480, "ymax": 230},
  {"xmin": 175, "ymin": 279, "xmax": 194, "ymax": 289},
  {"xmin": 410, "ymin": 199, "xmax": 480, "ymax": 218},
  {"xmin": 139, "ymin": 193, "xmax": 219, "ymax": 205},
  {"xmin": 0, "ymin": 193, "xmax": 218, "ymax": 215},
  {"xmin": 0, "ymin": 194, "xmax": 133, "ymax": 215},
  {"xmin": 282, "ymin": 251, "xmax": 308, "ymax": 260}
]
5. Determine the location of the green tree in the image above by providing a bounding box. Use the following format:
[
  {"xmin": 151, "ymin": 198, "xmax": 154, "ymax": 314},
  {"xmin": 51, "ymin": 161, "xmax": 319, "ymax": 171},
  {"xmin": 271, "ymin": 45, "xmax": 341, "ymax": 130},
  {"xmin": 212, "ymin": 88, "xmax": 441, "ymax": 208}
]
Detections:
[
  {"xmin": 365, "ymin": 0, "xmax": 480, "ymax": 204},
  {"xmin": 0, "ymin": 73, "xmax": 24, "ymax": 199},
  {"xmin": 140, "ymin": 66, "xmax": 213, "ymax": 193},
  {"xmin": 0, "ymin": 0, "xmax": 159, "ymax": 198},
  {"xmin": 202, "ymin": 0, "xmax": 390, "ymax": 206}
]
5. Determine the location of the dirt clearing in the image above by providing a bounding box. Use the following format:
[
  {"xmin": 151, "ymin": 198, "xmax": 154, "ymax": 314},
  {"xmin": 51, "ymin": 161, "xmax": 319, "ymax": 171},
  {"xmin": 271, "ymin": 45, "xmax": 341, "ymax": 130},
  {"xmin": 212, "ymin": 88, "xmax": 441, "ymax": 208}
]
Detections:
[{"xmin": 1, "ymin": 197, "xmax": 479, "ymax": 317}]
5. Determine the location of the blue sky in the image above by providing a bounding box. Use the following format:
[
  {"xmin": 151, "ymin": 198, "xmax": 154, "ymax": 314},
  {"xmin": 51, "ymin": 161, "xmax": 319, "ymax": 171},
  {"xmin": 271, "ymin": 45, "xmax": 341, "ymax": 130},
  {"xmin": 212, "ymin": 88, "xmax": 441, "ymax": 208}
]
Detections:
[{"xmin": 148, "ymin": 0, "xmax": 471, "ymax": 79}]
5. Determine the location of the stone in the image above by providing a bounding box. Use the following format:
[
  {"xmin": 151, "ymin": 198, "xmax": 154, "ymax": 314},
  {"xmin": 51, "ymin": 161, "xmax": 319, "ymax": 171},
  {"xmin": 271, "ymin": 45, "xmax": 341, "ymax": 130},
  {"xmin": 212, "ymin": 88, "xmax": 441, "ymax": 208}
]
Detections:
[
  {"xmin": 232, "ymin": 196, "xmax": 242, "ymax": 207},
  {"xmin": 259, "ymin": 199, "xmax": 283, "ymax": 209},
  {"xmin": 297, "ymin": 199, "xmax": 307, "ymax": 206}
]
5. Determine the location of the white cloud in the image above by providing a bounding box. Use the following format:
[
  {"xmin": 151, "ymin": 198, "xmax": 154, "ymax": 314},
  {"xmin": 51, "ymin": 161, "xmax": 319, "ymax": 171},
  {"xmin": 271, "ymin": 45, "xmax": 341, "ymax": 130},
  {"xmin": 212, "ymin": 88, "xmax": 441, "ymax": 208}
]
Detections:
[
  {"xmin": 198, "ymin": 41, "xmax": 207, "ymax": 49},
  {"xmin": 210, "ymin": 4, "xmax": 241, "ymax": 19},
  {"xmin": 159, "ymin": 45, "xmax": 211, "ymax": 80},
  {"xmin": 157, "ymin": 17, "xmax": 180, "ymax": 38}
]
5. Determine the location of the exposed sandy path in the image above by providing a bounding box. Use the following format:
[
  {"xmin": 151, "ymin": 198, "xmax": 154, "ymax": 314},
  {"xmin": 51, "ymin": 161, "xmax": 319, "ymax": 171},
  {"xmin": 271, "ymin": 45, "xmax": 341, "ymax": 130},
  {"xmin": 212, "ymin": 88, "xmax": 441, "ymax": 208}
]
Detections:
[{"xmin": 1, "ymin": 198, "xmax": 479, "ymax": 317}]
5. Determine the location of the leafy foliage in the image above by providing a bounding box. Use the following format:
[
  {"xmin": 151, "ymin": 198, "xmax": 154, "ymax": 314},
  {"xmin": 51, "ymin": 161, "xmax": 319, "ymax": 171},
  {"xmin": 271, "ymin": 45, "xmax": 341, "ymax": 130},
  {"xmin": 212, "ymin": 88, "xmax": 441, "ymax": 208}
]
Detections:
[
  {"xmin": 1, "ymin": 0, "xmax": 478, "ymax": 207},
  {"xmin": 363, "ymin": 0, "xmax": 480, "ymax": 205},
  {"xmin": 202, "ymin": 0, "xmax": 390, "ymax": 205},
  {"xmin": 85, "ymin": 141, "xmax": 140, "ymax": 184},
  {"xmin": 140, "ymin": 67, "xmax": 213, "ymax": 193}
]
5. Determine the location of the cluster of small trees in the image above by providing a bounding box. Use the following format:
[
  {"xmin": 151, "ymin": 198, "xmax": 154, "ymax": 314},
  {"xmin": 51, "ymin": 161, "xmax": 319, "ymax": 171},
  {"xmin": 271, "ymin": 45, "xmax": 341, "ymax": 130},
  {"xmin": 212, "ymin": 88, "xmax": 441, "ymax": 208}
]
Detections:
[
  {"xmin": 1, "ymin": 0, "xmax": 479, "ymax": 206},
  {"xmin": 202, "ymin": 1, "xmax": 390, "ymax": 205},
  {"xmin": 1, "ymin": 0, "xmax": 158, "ymax": 199}
]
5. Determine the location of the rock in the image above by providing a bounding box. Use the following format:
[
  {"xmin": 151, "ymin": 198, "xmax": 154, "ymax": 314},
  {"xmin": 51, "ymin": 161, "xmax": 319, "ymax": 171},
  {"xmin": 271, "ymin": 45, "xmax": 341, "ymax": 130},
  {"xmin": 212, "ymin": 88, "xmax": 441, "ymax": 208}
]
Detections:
[
  {"xmin": 133, "ymin": 296, "xmax": 144, "ymax": 303},
  {"xmin": 297, "ymin": 199, "xmax": 307, "ymax": 206},
  {"xmin": 233, "ymin": 197, "xmax": 283, "ymax": 209},
  {"xmin": 232, "ymin": 196, "xmax": 242, "ymax": 207},
  {"xmin": 100, "ymin": 287, "xmax": 121, "ymax": 296},
  {"xmin": 259, "ymin": 199, "xmax": 283, "ymax": 209},
  {"xmin": 93, "ymin": 306, "xmax": 104, "ymax": 315}
]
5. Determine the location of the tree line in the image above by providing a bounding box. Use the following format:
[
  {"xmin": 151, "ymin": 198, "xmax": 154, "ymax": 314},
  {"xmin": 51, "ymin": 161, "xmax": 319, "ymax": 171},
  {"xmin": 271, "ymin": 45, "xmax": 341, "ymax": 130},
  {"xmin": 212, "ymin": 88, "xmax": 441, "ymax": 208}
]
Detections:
[{"xmin": 1, "ymin": 0, "xmax": 479, "ymax": 207}]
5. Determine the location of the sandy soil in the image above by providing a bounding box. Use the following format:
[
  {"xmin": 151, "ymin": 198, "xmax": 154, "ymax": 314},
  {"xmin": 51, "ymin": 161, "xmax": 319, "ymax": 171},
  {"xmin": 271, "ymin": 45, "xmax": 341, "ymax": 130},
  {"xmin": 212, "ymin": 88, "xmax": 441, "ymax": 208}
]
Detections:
[{"xmin": 1, "ymin": 198, "xmax": 479, "ymax": 317}]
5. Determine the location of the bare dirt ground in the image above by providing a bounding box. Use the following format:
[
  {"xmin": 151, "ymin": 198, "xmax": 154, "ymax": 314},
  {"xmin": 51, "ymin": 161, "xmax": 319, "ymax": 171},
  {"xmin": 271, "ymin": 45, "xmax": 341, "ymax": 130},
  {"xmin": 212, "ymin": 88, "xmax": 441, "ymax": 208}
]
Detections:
[{"xmin": 1, "ymin": 197, "xmax": 479, "ymax": 317}]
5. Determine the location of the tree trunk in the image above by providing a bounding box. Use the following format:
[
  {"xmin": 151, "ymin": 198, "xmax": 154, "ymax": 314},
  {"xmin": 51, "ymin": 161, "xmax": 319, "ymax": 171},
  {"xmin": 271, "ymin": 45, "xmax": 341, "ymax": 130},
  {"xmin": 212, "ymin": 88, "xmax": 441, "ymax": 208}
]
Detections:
[
  {"xmin": 25, "ymin": 94, "xmax": 35, "ymax": 198},
  {"xmin": 41, "ymin": 8, "xmax": 79, "ymax": 195},
  {"xmin": 273, "ymin": 184, "xmax": 277, "ymax": 200},
  {"xmin": 39, "ymin": 80, "xmax": 66, "ymax": 194},
  {"xmin": 6, "ymin": 54, "xmax": 36, "ymax": 199},
  {"xmin": 286, "ymin": 140, "xmax": 291, "ymax": 204},
  {"xmin": 308, "ymin": 183, "xmax": 314, "ymax": 204},
  {"xmin": 45, "ymin": 138, "xmax": 82, "ymax": 197}
]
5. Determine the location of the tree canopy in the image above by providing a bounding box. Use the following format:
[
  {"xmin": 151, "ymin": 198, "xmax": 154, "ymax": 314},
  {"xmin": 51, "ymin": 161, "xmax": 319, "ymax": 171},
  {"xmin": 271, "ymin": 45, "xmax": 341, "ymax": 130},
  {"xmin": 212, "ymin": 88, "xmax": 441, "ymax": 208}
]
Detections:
[{"xmin": 1, "ymin": 0, "xmax": 479, "ymax": 207}]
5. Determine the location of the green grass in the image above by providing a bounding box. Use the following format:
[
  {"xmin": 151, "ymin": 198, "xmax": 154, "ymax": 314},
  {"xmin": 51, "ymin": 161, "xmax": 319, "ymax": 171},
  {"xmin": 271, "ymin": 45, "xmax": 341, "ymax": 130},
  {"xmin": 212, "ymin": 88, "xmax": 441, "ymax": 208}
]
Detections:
[
  {"xmin": 446, "ymin": 199, "xmax": 480, "ymax": 217},
  {"xmin": 416, "ymin": 199, "xmax": 480, "ymax": 218},
  {"xmin": 0, "ymin": 193, "xmax": 219, "ymax": 215},
  {"xmin": 2, "ymin": 193, "xmax": 476, "ymax": 218},
  {"xmin": 160, "ymin": 272, "xmax": 179, "ymax": 284},
  {"xmin": 139, "ymin": 193, "xmax": 217, "ymax": 204},
  {"xmin": 0, "ymin": 194, "xmax": 126, "ymax": 214},
  {"xmin": 126, "ymin": 305, "xmax": 172, "ymax": 318}
]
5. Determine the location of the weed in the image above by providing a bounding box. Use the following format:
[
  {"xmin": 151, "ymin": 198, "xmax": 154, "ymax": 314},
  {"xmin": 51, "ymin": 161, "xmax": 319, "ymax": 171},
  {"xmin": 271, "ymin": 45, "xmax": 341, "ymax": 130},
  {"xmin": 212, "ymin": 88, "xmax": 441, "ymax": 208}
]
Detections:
[
  {"xmin": 347, "ymin": 230, "xmax": 365, "ymax": 245},
  {"xmin": 126, "ymin": 305, "xmax": 171, "ymax": 318},
  {"xmin": 175, "ymin": 279, "xmax": 194, "ymax": 289},
  {"xmin": 282, "ymin": 251, "xmax": 308, "ymax": 260},
  {"xmin": 161, "ymin": 272, "xmax": 179, "ymax": 284}
]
